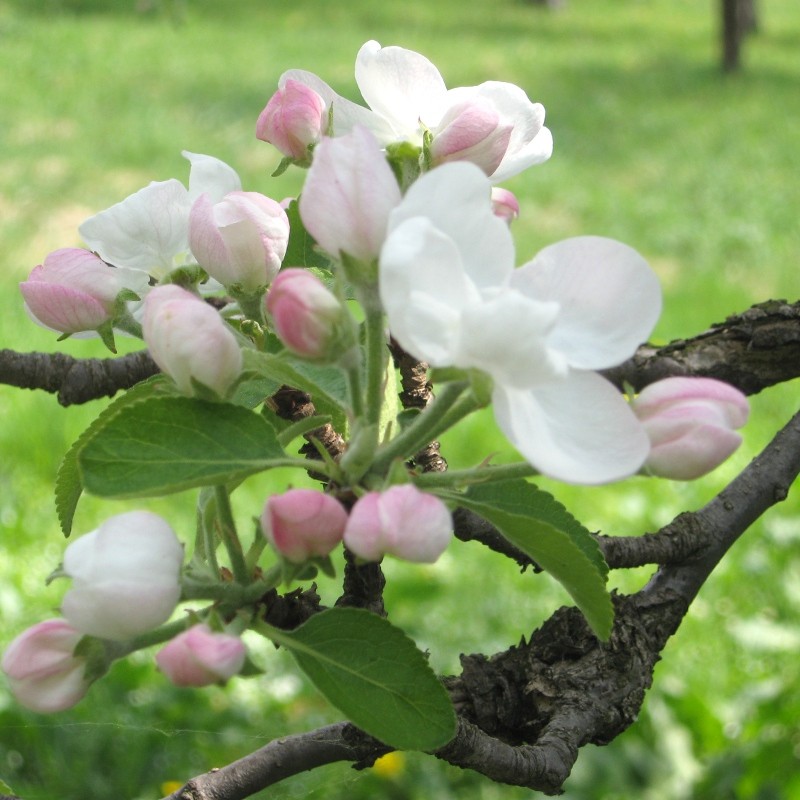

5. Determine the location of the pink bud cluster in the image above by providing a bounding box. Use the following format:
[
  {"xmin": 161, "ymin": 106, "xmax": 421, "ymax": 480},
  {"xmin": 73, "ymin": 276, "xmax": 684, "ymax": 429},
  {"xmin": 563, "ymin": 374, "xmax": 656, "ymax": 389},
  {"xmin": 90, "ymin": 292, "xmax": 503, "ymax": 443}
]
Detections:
[
  {"xmin": 156, "ymin": 624, "xmax": 246, "ymax": 688},
  {"xmin": 142, "ymin": 285, "xmax": 243, "ymax": 398},
  {"xmin": 265, "ymin": 269, "xmax": 343, "ymax": 359},
  {"xmin": 632, "ymin": 377, "xmax": 749, "ymax": 480},
  {"xmin": 1, "ymin": 511, "xmax": 185, "ymax": 713},
  {"xmin": 20, "ymin": 248, "xmax": 146, "ymax": 336},
  {"xmin": 262, "ymin": 485, "xmax": 453, "ymax": 566}
]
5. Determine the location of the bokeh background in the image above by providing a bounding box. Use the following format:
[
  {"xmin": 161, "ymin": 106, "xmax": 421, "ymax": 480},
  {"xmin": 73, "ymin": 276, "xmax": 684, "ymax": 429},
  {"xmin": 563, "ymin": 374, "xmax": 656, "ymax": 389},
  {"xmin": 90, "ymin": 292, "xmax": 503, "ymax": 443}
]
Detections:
[{"xmin": 0, "ymin": 0, "xmax": 798, "ymax": 797}]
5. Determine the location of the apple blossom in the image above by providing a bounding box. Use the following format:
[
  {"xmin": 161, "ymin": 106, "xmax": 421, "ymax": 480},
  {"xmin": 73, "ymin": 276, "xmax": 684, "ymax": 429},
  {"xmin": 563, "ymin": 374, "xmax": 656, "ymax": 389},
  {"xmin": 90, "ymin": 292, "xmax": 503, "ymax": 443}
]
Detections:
[
  {"xmin": 265, "ymin": 268, "xmax": 343, "ymax": 359},
  {"xmin": 79, "ymin": 151, "xmax": 242, "ymax": 280},
  {"xmin": 142, "ymin": 284, "xmax": 242, "ymax": 397},
  {"xmin": 632, "ymin": 377, "xmax": 749, "ymax": 480},
  {"xmin": 1, "ymin": 620, "xmax": 90, "ymax": 713},
  {"xmin": 261, "ymin": 489, "xmax": 348, "ymax": 563},
  {"xmin": 279, "ymin": 40, "xmax": 552, "ymax": 182},
  {"xmin": 156, "ymin": 624, "xmax": 246, "ymax": 687},
  {"xmin": 379, "ymin": 162, "xmax": 662, "ymax": 484},
  {"xmin": 61, "ymin": 510, "xmax": 184, "ymax": 641},
  {"xmin": 490, "ymin": 187, "xmax": 520, "ymax": 223},
  {"xmin": 343, "ymin": 485, "xmax": 453, "ymax": 564},
  {"xmin": 188, "ymin": 190, "xmax": 290, "ymax": 292},
  {"xmin": 20, "ymin": 248, "xmax": 147, "ymax": 335},
  {"xmin": 299, "ymin": 126, "xmax": 402, "ymax": 263},
  {"xmin": 256, "ymin": 79, "xmax": 328, "ymax": 162}
]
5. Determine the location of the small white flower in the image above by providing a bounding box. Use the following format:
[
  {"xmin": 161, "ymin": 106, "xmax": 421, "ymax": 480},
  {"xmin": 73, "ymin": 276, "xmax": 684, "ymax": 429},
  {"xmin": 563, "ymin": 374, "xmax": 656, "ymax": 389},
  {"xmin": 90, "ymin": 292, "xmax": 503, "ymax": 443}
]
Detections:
[{"xmin": 380, "ymin": 162, "xmax": 662, "ymax": 484}]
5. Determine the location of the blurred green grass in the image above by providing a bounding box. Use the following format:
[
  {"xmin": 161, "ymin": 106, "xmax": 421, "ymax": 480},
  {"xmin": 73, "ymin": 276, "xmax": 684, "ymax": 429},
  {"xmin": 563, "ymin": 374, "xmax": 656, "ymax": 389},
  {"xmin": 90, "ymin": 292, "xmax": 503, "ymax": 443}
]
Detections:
[{"xmin": 0, "ymin": 0, "xmax": 798, "ymax": 798}]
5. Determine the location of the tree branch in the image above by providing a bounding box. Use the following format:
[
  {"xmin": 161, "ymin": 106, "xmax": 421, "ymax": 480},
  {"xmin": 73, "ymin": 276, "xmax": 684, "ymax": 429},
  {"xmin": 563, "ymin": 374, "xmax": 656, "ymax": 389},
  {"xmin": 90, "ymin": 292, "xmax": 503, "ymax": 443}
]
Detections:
[
  {"xmin": 0, "ymin": 348, "xmax": 158, "ymax": 405},
  {"xmin": 601, "ymin": 299, "xmax": 800, "ymax": 395},
  {"xmin": 160, "ymin": 405, "xmax": 800, "ymax": 800}
]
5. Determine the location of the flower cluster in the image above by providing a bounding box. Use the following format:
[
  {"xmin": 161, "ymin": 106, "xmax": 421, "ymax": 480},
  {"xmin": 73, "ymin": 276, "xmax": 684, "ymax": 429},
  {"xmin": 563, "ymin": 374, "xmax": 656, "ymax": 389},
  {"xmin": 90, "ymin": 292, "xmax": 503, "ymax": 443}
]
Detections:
[{"xmin": 5, "ymin": 39, "xmax": 750, "ymax": 718}]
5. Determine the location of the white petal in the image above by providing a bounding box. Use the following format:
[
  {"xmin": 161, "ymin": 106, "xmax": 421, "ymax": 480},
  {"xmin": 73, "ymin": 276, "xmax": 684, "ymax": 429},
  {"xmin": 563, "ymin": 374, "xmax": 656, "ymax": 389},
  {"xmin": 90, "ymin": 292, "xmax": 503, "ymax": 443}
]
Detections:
[
  {"xmin": 512, "ymin": 236, "xmax": 662, "ymax": 370},
  {"xmin": 388, "ymin": 162, "xmax": 515, "ymax": 290},
  {"xmin": 279, "ymin": 68, "xmax": 393, "ymax": 139},
  {"xmin": 380, "ymin": 217, "xmax": 476, "ymax": 365},
  {"xmin": 79, "ymin": 179, "xmax": 191, "ymax": 277},
  {"xmin": 182, "ymin": 151, "xmax": 242, "ymax": 203},
  {"xmin": 493, "ymin": 370, "xmax": 650, "ymax": 484},
  {"xmin": 456, "ymin": 289, "xmax": 565, "ymax": 388},
  {"xmin": 355, "ymin": 40, "xmax": 448, "ymax": 139},
  {"xmin": 491, "ymin": 126, "xmax": 553, "ymax": 183},
  {"xmin": 446, "ymin": 82, "xmax": 552, "ymax": 182}
]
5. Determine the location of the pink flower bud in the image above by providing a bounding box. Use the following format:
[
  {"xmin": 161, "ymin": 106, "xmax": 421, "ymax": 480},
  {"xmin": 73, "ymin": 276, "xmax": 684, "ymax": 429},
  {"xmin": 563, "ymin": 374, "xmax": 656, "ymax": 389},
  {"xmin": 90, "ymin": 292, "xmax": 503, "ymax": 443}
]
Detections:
[
  {"xmin": 490, "ymin": 187, "xmax": 520, "ymax": 223},
  {"xmin": 343, "ymin": 485, "xmax": 453, "ymax": 564},
  {"xmin": 299, "ymin": 126, "xmax": 402, "ymax": 262},
  {"xmin": 632, "ymin": 377, "xmax": 749, "ymax": 480},
  {"xmin": 265, "ymin": 269, "xmax": 343, "ymax": 358},
  {"xmin": 256, "ymin": 79, "xmax": 327, "ymax": 162},
  {"xmin": 261, "ymin": 489, "xmax": 348, "ymax": 563},
  {"xmin": 61, "ymin": 510, "xmax": 184, "ymax": 641},
  {"xmin": 156, "ymin": 624, "xmax": 246, "ymax": 687},
  {"xmin": 188, "ymin": 191, "xmax": 290, "ymax": 292},
  {"xmin": 1, "ymin": 620, "xmax": 90, "ymax": 713},
  {"xmin": 143, "ymin": 285, "xmax": 242, "ymax": 397},
  {"xmin": 19, "ymin": 248, "xmax": 145, "ymax": 334},
  {"xmin": 430, "ymin": 97, "xmax": 513, "ymax": 176}
]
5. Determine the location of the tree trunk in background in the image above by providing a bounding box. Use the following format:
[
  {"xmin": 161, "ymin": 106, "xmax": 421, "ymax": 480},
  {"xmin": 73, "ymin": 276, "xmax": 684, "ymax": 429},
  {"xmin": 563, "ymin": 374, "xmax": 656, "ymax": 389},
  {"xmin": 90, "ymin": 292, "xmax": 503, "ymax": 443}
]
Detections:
[{"xmin": 722, "ymin": 0, "xmax": 759, "ymax": 72}]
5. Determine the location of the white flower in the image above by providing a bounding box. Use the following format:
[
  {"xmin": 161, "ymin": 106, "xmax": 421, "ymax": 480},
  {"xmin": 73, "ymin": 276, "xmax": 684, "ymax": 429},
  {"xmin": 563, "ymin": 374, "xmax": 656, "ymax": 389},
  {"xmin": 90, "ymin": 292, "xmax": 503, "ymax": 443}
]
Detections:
[
  {"xmin": 61, "ymin": 510, "xmax": 184, "ymax": 641},
  {"xmin": 79, "ymin": 152, "xmax": 242, "ymax": 280},
  {"xmin": 280, "ymin": 41, "xmax": 552, "ymax": 182},
  {"xmin": 379, "ymin": 162, "xmax": 662, "ymax": 484}
]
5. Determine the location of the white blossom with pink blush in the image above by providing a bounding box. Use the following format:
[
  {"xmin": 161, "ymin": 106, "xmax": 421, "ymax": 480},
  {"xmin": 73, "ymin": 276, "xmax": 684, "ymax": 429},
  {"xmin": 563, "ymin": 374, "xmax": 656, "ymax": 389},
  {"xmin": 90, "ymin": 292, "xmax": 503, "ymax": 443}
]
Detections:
[
  {"xmin": 380, "ymin": 162, "xmax": 662, "ymax": 484},
  {"xmin": 79, "ymin": 151, "xmax": 242, "ymax": 280},
  {"xmin": 299, "ymin": 126, "xmax": 402, "ymax": 263},
  {"xmin": 156, "ymin": 624, "xmax": 246, "ymax": 687},
  {"xmin": 261, "ymin": 489, "xmax": 348, "ymax": 563},
  {"xmin": 343, "ymin": 485, "xmax": 453, "ymax": 564},
  {"xmin": 188, "ymin": 191, "xmax": 290, "ymax": 292},
  {"xmin": 61, "ymin": 511, "xmax": 184, "ymax": 641},
  {"xmin": 280, "ymin": 41, "xmax": 552, "ymax": 182},
  {"xmin": 142, "ymin": 285, "xmax": 242, "ymax": 397},
  {"xmin": 632, "ymin": 377, "xmax": 749, "ymax": 480},
  {"xmin": 256, "ymin": 79, "xmax": 328, "ymax": 162},
  {"xmin": 265, "ymin": 269, "xmax": 343, "ymax": 359},
  {"xmin": 1, "ymin": 620, "xmax": 90, "ymax": 713},
  {"xmin": 20, "ymin": 248, "xmax": 148, "ymax": 335}
]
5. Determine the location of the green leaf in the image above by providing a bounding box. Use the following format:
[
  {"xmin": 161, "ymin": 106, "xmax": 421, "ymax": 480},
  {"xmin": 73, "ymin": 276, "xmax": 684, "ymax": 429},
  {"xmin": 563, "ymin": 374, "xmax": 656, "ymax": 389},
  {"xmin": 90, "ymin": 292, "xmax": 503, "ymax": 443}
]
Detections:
[
  {"xmin": 55, "ymin": 375, "xmax": 170, "ymax": 536},
  {"xmin": 241, "ymin": 349, "xmax": 349, "ymax": 431},
  {"xmin": 77, "ymin": 396, "xmax": 291, "ymax": 498},
  {"xmin": 0, "ymin": 778, "xmax": 16, "ymax": 795},
  {"xmin": 456, "ymin": 480, "xmax": 613, "ymax": 640},
  {"xmin": 262, "ymin": 608, "xmax": 456, "ymax": 751},
  {"xmin": 283, "ymin": 199, "xmax": 334, "ymax": 270}
]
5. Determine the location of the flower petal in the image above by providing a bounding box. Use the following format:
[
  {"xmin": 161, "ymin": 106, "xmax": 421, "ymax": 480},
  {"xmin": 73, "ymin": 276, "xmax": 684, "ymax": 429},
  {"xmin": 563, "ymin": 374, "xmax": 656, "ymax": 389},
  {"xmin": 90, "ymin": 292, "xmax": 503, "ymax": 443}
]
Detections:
[
  {"xmin": 79, "ymin": 179, "xmax": 191, "ymax": 277},
  {"xmin": 512, "ymin": 236, "xmax": 661, "ymax": 370},
  {"xmin": 388, "ymin": 162, "xmax": 515, "ymax": 290},
  {"xmin": 279, "ymin": 69, "xmax": 393, "ymax": 139},
  {"xmin": 493, "ymin": 370, "xmax": 650, "ymax": 484},
  {"xmin": 355, "ymin": 40, "xmax": 448, "ymax": 139},
  {"xmin": 380, "ymin": 217, "xmax": 476, "ymax": 365},
  {"xmin": 446, "ymin": 82, "xmax": 552, "ymax": 181},
  {"xmin": 182, "ymin": 151, "xmax": 242, "ymax": 203}
]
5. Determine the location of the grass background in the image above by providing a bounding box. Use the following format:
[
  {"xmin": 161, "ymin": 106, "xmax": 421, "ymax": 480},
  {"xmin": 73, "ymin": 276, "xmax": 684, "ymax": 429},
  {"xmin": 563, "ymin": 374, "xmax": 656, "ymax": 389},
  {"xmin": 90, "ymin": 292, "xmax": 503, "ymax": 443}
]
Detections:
[{"xmin": 0, "ymin": 0, "xmax": 798, "ymax": 797}]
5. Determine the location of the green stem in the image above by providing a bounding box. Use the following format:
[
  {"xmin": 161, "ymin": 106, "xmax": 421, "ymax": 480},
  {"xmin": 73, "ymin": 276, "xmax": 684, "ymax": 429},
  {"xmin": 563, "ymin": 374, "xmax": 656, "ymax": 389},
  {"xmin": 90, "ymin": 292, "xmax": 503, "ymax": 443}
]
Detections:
[
  {"xmin": 363, "ymin": 303, "xmax": 387, "ymax": 429},
  {"xmin": 414, "ymin": 461, "xmax": 539, "ymax": 489},
  {"xmin": 370, "ymin": 381, "xmax": 471, "ymax": 474},
  {"xmin": 214, "ymin": 485, "xmax": 250, "ymax": 585},
  {"xmin": 341, "ymin": 343, "xmax": 365, "ymax": 419},
  {"xmin": 110, "ymin": 618, "xmax": 193, "ymax": 659}
]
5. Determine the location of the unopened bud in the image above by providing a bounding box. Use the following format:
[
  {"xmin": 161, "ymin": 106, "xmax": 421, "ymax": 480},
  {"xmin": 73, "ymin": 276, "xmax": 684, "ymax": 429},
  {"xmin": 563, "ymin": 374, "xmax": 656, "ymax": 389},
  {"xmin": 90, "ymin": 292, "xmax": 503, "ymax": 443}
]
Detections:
[{"xmin": 632, "ymin": 377, "xmax": 749, "ymax": 480}]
